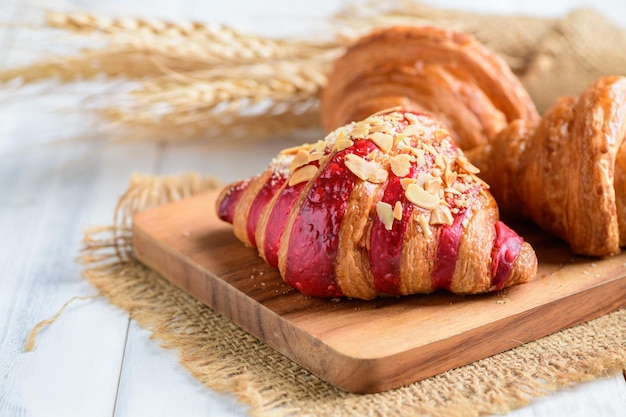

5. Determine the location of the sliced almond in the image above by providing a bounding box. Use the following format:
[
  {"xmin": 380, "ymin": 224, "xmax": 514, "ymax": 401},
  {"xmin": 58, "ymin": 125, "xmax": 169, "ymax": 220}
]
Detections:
[
  {"xmin": 369, "ymin": 167, "xmax": 389, "ymax": 184},
  {"xmin": 393, "ymin": 201, "xmax": 403, "ymax": 220},
  {"xmin": 376, "ymin": 201, "xmax": 394, "ymax": 231},
  {"xmin": 422, "ymin": 141, "xmax": 438, "ymax": 157},
  {"xmin": 365, "ymin": 150, "xmax": 378, "ymax": 161},
  {"xmin": 435, "ymin": 153, "xmax": 446, "ymax": 170},
  {"xmin": 416, "ymin": 214, "xmax": 432, "ymax": 237},
  {"xmin": 453, "ymin": 180, "xmax": 470, "ymax": 194},
  {"xmin": 416, "ymin": 172, "xmax": 432, "ymax": 188},
  {"xmin": 457, "ymin": 155, "xmax": 480, "ymax": 174},
  {"xmin": 369, "ymin": 121, "xmax": 392, "ymax": 133},
  {"xmin": 424, "ymin": 177, "xmax": 443, "ymax": 195},
  {"xmin": 308, "ymin": 151, "xmax": 324, "ymax": 162},
  {"xmin": 474, "ymin": 174, "xmax": 490, "ymax": 189},
  {"xmin": 289, "ymin": 149, "xmax": 311, "ymax": 171},
  {"xmin": 400, "ymin": 177, "xmax": 416, "ymax": 190},
  {"xmin": 393, "ymin": 133, "xmax": 407, "ymax": 146},
  {"xmin": 408, "ymin": 147, "xmax": 426, "ymax": 165},
  {"xmin": 434, "ymin": 128, "xmax": 449, "ymax": 142},
  {"xmin": 335, "ymin": 138, "xmax": 354, "ymax": 152},
  {"xmin": 430, "ymin": 205, "xmax": 454, "ymax": 225},
  {"xmin": 314, "ymin": 140, "xmax": 327, "ymax": 153},
  {"xmin": 390, "ymin": 154, "xmax": 412, "ymax": 177},
  {"xmin": 402, "ymin": 124, "xmax": 424, "ymax": 137},
  {"xmin": 344, "ymin": 153, "xmax": 378, "ymax": 181},
  {"xmin": 280, "ymin": 143, "xmax": 310, "ymax": 156},
  {"xmin": 405, "ymin": 183, "xmax": 440, "ymax": 210},
  {"xmin": 288, "ymin": 164, "xmax": 317, "ymax": 187},
  {"xmin": 335, "ymin": 127, "xmax": 346, "ymax": 142},
  {"xmin": 350, "ymin": 124, "xmax": 369, "ymax": 138},
  {"xmin": 443, "ymin": 165, "xmax": 457, "ymax": 187},
  {"xmin": 404, "ymin": 112, "xmax": 420, "ymax": 125},
  {"xmin": 370, "ymin": 132, "xmax": 394, "ymax": 153}
]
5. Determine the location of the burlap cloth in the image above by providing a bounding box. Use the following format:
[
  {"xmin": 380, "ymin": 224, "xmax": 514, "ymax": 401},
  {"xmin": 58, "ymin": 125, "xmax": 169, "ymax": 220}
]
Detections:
[
  {"xmin": 71, "ymin": 3, "xmax": 626, "ymax": 417},
  {"xmin": 78, "ymin": 173, "xmax": 625, "ymax": 417}
]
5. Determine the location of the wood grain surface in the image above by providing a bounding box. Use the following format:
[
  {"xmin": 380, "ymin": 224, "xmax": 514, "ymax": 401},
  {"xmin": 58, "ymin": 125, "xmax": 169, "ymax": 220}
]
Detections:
[{"xmin": 133, "ymin": 190, "xmax": 626, "ymax": 393}]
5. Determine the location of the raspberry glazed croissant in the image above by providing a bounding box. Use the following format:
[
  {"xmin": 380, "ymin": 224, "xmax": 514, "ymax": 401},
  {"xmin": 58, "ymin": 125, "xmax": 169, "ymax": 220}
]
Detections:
[
  {"xmin": 217, "ymin": 110, "xmax": 537, "ymax": 299},
  {"xmin": 466, "ymin": 76, "xmax": 626, "ymax": 257},
  {"xmin": 320, "ymin": 26, "xmax": 539, "ymax": 151}
]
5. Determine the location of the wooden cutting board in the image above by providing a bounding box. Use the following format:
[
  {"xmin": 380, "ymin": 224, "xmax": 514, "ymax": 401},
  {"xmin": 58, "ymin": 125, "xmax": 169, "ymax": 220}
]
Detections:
[{"xmin": 132, "ymin": 190, "xmax": 626, "ymax": 394}]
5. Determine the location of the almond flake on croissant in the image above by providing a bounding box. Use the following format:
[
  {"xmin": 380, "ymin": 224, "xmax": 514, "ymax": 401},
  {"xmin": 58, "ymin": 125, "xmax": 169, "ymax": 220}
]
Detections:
[
  {"xmin": 467, "ymin": 76, "xmax": 626, "ymax": 257},
  {"xmin": 217, "ymin": 110, "xmax": 537, "ymax": 299}
]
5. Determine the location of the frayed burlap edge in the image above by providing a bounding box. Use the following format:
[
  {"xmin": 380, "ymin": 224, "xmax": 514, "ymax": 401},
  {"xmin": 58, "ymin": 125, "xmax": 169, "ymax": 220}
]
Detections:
[{"xmin": 81, "ymin": 173, "xmax": 626, "ymax": 417}]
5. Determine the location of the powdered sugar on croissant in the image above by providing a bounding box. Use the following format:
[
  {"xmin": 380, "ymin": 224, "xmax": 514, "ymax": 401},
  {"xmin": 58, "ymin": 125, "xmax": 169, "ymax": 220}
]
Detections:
[{"xmin": 217, "ymin": 110, "xmax": 537, "ymax": 299}]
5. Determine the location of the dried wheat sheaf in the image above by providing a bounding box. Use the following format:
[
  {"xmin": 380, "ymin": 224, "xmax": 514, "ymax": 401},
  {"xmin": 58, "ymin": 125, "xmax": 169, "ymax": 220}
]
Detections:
[
  {"xmin": 0, "ymin": 1, "xmax": 553, "ymax": 142},
  {"xmin": 0, "ymin": 10, "xmax": 349, "ymax": 142}
]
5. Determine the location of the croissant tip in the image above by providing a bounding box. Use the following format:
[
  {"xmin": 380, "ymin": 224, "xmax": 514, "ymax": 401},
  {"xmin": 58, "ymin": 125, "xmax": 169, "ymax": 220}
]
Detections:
[{"xmin": 506, "ymin": 242, "xmax": 538, "ymax": 288}]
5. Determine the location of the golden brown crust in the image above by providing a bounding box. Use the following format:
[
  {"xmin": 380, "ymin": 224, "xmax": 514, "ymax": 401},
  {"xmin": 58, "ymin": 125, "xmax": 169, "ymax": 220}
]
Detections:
[
  {"xmin": 507, "ymin": 243, "xmax": 538, "ymax": 288},
  {"xmin": 398, "ymin": 218, "xmax": 438, "ymax": 295},
  {"xmin": 567, "ymin": 77, "xmax": 626, "ymax": 255},
  {"xmin": 468, "ymin": 76, "xmax": 626, "ymax": 257},
  {"xmin": 231, "ymin": 171, "xmax": 270, "ymax": 247},
  {"xmin": 450, "ymin": 196, "xmax": 497, "ymax": 294},
  {"xmin": 321, "ymin": 26, "xmax": 538, "ymax": 151},
  {"xmin": 616, "ymin": 143, "xmax": 626, "ymax": 246},
  {"xmin": 335, "ymin": 181, "xmax": 381, "ymax": 300},
  {"xmin": 465, "ymin": 119, "xmax": 535, "ymax": 218}
]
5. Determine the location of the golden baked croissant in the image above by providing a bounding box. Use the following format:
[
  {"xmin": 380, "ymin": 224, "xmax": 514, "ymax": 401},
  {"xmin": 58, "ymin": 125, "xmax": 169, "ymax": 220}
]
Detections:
[
  {"xmin": 217, "ymin": 110, "xmax": 537, "ymax": 299},
  {"xmin": 466, "ymin": 76, "xmax": 626, "ymax": 257},
  {"xmin": 320, "ymin": 26, "xmax": 539, "ymax": 151}
]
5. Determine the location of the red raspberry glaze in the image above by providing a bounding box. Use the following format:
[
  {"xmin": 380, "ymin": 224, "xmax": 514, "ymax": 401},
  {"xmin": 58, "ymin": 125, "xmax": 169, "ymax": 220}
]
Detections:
[
  {"xmin": 246, "ymin": 173, "xmax": 287, "ymax": 247},
  {"xmin": 262, "ymin": 182, "xmax": 305, "ymax": 268},
  {"xmin": 217, "ymin": 179, "xmax": 250, "ymax": 224},
  {"xmin": 490, "ymin": 221, "xmax": 523, "ymax": 290},
  {"xmin": 284, "ymin": 140, "xmax": 376, "ymax": 297},
  {"xmin": 431, "ymin": 211, "xmax": 467, "ymax": 291},
  {"xmin": 369, "ymin": 167, "xmax": 417, "ymax": 295}
]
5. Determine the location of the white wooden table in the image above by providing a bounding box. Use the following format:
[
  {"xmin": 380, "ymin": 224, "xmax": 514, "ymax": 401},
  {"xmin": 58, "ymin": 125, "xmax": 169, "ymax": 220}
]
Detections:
[{"xmin": 1, "ymin": 0, "xmax": 625, "ymax": 416}]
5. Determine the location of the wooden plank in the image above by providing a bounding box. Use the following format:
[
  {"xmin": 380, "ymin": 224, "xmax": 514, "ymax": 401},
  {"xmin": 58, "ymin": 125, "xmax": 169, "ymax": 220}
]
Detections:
[
  {"xmin": 0, "ymin": 140, "xmax": 160, "ymax": 417},
  {"xmin": 0, "ymin": 2, "xmax": 134, "ymax": 415},
  {"xmin": 0, "ymin": 141, "xmax": 148, "ymax": 417},
  {"xmin": 0, "ymin": 43, "xmax": 160, "ymax": 413},
  {"xmin": 113, "ymin": 321, "xmax": 247, "ymax": 417},
  {"xmin": 132, "ymin": 190, "xmax": 626, "ymax": 394}
]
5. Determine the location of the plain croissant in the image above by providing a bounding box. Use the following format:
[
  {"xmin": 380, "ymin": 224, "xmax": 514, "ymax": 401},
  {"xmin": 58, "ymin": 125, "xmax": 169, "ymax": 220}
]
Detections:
[
  {"xmin": 467, "ymin": 76, "xmax": 626, "ymax": 257},
  {"xmin": 217, "ymin": 110, "xmax": 537, "ymax": 299},
  {"xmin": 320, "ymin": 25, "xmax": 539, "ymax": 151}
]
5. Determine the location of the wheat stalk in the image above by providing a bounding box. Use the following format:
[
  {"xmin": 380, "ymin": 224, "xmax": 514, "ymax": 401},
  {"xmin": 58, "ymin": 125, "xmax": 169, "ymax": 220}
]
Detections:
[
  {"xmin": 45, "ymin": 11, "xmax": 345, "ymax": 66},
  {"xmin": 0, "ymin": 1, "xmax": 555, "ymax": 143},
  {"xmin": 0, "ymin": 9, "xmax": 351, "ymax": 142},
  {"xmin": 2, "ymin": 11, "xmax": 344, "ymax": 81},
  {"xmin": 103, "ymin": 58, "xmax": 328, "ymax": 141}
]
